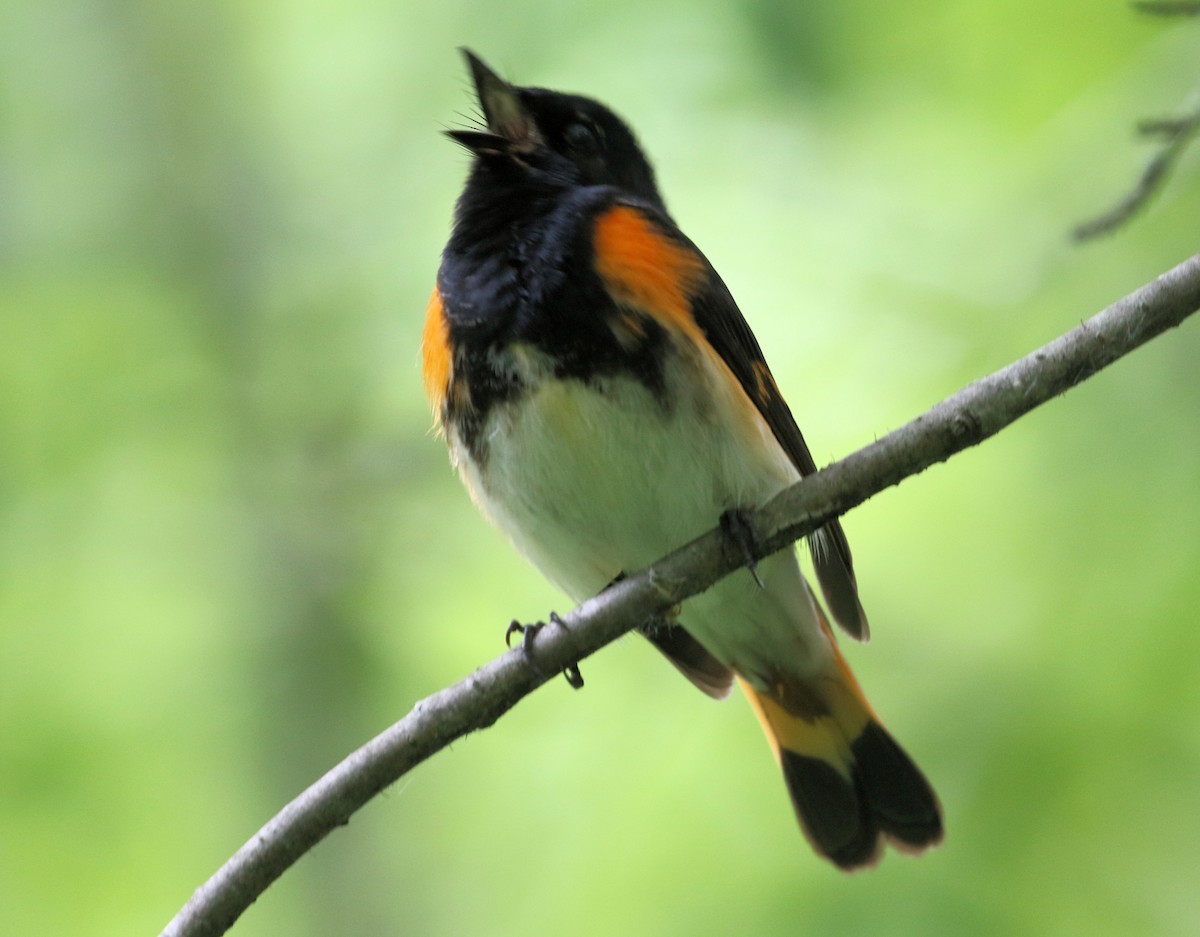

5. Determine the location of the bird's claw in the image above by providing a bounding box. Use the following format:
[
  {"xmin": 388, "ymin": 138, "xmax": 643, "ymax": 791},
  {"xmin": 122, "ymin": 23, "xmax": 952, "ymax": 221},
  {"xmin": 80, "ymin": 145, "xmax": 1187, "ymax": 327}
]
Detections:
[
  {"xmin": 504, "ymin": 613, "xmax": 584, "ymax": 689},
  {"xmin": 505, "ymin": 618, "xmax": 536, "ymax": 648},
  {"xmin": 720, "ymin": 507, "xmax": 765, "ymax": 589}
]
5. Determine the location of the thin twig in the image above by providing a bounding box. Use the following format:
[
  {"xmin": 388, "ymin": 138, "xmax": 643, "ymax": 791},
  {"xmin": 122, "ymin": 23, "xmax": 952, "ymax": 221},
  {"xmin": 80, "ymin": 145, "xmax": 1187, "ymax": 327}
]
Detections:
[
  {"xmin": 1075, "ymin": 3, "xmax": 1200, "ymax": 239},
  {"xmin": 161, "ymin": 253, "xmax": 1200, "ymax": 937},
  {"xmin": 1073, "ymin": 101, "xmax": 1200, "ymax": 240}
]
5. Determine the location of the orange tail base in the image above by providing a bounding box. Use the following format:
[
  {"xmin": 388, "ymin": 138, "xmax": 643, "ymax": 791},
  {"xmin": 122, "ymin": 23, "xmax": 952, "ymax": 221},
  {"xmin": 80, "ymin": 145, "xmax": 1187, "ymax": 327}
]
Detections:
[{"xmin": 741, "ymin": 667, "xmax": 943, "ymax": 870}]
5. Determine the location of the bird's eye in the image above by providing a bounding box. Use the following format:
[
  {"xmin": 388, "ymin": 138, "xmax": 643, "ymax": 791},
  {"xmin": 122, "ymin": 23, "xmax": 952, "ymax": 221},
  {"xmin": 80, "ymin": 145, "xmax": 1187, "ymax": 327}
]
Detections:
[{"xmin": 562, "ymin": 120, "xmax": 602, "ymax": 154}]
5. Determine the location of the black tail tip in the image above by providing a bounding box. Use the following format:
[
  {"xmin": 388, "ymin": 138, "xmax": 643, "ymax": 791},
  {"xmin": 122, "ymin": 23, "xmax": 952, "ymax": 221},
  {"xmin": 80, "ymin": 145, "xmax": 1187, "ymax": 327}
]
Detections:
[{"xmin": 781, "ymin": 722, "xmax": 943, "ymax": 870}]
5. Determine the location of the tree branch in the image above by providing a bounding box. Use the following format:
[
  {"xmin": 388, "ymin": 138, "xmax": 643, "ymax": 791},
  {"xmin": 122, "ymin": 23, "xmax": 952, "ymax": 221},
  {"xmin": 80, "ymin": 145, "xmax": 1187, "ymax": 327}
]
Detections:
[{"xmin": 161, "ymin": 253, "xmax": 1200, "ymax": 937}]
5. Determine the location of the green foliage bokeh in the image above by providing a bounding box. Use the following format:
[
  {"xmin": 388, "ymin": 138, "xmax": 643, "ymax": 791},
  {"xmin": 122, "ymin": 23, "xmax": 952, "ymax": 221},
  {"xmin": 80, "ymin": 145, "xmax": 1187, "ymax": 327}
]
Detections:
[{"xmin": 2, "ymin": 2, "xmax": 1199, "ymax": 935}]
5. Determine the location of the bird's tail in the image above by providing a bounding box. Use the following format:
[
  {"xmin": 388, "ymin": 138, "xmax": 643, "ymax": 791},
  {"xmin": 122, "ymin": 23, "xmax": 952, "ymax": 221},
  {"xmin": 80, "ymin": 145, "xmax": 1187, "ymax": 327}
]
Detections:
[{"xmin": 740, "ymin": 643, "xmax": 943, "ymax": 870}]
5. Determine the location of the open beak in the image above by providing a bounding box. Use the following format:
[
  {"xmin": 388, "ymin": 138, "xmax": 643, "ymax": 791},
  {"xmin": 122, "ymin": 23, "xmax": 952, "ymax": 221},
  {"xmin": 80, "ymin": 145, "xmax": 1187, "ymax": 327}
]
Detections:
[{"xmin": 445, "ymin": 49, "xmax": 537, "ymax": 155}]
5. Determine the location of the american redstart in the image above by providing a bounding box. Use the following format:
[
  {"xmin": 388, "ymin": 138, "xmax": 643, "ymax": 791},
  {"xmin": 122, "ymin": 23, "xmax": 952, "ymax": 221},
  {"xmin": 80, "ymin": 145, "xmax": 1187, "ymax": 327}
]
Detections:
[{"xmin": 422, "ymin": 49, "xmax": 942, "ymax": 869}]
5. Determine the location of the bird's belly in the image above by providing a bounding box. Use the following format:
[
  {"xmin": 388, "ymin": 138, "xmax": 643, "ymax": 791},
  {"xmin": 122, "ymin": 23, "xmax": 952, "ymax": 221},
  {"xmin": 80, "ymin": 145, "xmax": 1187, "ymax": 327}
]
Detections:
[
  {"xmin": 471, "ymin": 379, "xmax": 730, "ymax": 596},
  {"xmin": 451, "ymin": 349, "xmax": 826, "ymax": 679}
]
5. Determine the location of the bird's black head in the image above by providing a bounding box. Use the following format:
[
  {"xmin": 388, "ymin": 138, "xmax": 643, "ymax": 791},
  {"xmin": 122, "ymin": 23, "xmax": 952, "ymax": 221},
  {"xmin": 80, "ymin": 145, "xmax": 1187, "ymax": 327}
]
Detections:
[{"xmin": 446, "ymin": 49, "xmax": 666, "ymax": 211}]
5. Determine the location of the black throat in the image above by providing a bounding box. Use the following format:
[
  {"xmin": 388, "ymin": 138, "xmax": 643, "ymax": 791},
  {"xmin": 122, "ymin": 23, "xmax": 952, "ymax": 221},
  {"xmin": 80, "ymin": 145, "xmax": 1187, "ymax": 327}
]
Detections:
[{"xmin": 437, "ymin": 162, "xmax": 674, "ymax": 462}]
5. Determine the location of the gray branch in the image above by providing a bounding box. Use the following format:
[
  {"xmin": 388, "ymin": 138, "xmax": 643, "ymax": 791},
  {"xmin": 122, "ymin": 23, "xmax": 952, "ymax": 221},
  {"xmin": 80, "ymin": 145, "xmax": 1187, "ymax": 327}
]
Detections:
[{"xmin": 161, "ymin": 252, "xmax": 1200, "ymax": 937}]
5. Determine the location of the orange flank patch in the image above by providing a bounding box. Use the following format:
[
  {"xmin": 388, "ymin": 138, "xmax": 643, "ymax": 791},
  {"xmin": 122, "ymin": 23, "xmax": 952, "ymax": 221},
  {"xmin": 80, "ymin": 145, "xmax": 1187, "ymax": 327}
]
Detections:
[
  {"xmin": 592, "ymin": 205, "xmax": 707, "ymax": 341},
  {"xmin": 421, "ymin": 287, "xmax": 452, "ymax": 415}
]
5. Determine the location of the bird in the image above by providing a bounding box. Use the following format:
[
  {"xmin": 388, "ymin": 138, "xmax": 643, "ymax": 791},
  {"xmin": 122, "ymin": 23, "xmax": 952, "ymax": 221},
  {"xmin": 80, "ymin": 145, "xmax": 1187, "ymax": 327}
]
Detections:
[{"xmin": 422, "ymin": 49, "xmax": 943, "ymax": 869}]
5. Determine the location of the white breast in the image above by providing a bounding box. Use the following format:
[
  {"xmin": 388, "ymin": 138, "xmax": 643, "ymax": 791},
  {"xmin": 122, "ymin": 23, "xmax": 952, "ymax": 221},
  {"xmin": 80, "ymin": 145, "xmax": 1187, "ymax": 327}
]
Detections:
[{"xmin": 451, "ymin": 339, "xmax": 831, "ymax": 682}]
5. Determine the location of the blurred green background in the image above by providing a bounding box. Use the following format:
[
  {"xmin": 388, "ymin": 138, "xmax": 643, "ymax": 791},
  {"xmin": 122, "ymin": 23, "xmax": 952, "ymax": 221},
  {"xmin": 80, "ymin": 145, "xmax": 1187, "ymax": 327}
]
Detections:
[{"xmin": 3, "ymin": 1, "xmax": 1200, "ymax": 935}]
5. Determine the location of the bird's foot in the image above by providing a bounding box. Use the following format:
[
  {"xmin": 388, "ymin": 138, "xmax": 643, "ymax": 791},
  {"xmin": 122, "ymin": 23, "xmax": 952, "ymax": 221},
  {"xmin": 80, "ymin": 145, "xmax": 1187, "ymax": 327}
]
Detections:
[
  {"xmin": 505, "ymin": 612, "xmax": 584, "ymax": 689},
  {"xmin": 719, "ymin": 507, "xmax": 765, "ymax": 589}
]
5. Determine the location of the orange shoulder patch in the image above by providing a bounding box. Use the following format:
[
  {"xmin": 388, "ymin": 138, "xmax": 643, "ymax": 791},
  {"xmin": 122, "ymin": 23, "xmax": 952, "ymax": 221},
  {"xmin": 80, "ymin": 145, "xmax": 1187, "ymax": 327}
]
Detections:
[
  {"xmin": 592, "ymin": 205, "xmax": 707, "ymax": 341},
  {"xmin": 421, "ymin": 287, "xmax": 452, "ymax": 415}
]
